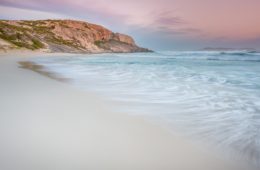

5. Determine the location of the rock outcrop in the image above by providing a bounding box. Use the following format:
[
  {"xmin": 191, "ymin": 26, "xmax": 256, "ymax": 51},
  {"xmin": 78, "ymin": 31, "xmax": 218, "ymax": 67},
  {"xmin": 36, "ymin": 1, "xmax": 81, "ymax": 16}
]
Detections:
[{"xmin": 0, "ymin": 19, "xmax": 152, "ymax": 53}]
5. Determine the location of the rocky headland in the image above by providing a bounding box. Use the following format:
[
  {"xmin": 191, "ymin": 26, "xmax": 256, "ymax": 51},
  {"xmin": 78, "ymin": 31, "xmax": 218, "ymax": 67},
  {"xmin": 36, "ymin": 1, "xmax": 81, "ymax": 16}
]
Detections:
[{"xmin": 0, "ymin": 19, "xmax": 151, "ymax": 53}]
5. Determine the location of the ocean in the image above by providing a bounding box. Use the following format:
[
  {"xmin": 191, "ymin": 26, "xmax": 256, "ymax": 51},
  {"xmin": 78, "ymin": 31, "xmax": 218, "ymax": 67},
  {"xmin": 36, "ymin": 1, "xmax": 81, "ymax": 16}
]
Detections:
[{"xmin": 32, "ymin": 51, "xmax": 260, "ymax": 167}]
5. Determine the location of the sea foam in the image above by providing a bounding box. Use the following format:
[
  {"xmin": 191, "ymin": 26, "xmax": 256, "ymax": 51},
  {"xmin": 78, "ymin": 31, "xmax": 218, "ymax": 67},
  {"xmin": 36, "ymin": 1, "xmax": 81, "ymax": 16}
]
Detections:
[{"xmin": 32, "ymin": 51, "xmax": 260, "ymax": 167}]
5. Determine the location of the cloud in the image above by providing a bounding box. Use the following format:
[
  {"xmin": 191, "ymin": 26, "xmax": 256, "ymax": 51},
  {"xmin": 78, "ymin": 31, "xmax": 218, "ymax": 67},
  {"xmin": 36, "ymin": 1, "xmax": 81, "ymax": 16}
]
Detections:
[
  {"xmin": 155, "ymin": 16, "xmax": 183, "ymax": 26},
  {"xmin": 0, "ymin": 5, "xmax": 70, "ymax": 20},
  {"xmin": 0, "ymin": 0, "xmax": 130, "ymax": 26},
  {"xmin": 156, "ymin": 27, "xmax": 204, "ymax": 38},
  {"xmin": 153, "ymin": 11, "xmax": 184, "ymax": 26},
  {"xmin": 146, "ymin": 11, "xmax": 203, "ymax": 38}
]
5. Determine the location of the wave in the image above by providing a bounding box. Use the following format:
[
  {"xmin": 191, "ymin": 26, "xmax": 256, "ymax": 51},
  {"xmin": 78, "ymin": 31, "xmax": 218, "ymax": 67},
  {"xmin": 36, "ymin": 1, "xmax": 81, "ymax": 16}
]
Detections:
[
  {"xmin": 159, "ymin": 50, "xmax": 260, "ymax": 62},
  {"xmin": 219, "ymin": 51, "xmax": 258, "ymax": 56},
  {"xmin": 31, "ymin": 52, "xmax": 260, "ymax": 167}
]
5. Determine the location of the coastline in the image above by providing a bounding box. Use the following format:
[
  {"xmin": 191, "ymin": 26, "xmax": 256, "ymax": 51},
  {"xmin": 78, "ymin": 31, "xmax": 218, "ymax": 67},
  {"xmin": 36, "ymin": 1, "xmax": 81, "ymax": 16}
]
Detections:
[
  {"xmin": 0, "ymin": 52, "xmax": 252, "ymax": 170},
  {"xmin": 19, "ymin": 61, "xmax": 69, "ymax": 82}
]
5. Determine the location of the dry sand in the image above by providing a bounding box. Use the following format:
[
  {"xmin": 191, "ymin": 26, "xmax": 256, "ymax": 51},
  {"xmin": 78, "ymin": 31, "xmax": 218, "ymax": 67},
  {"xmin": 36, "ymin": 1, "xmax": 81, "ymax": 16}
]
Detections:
[{"xmin": 0, "ymin": 51, "xmax": 252, "ymax": 170}]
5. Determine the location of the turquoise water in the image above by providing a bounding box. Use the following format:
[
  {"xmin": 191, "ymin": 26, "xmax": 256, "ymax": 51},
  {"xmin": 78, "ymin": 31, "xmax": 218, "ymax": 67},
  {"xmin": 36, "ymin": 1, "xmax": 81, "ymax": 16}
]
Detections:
[{"xmin": 33, "ymin": 51, "xmax": 260, "ymax": 167}]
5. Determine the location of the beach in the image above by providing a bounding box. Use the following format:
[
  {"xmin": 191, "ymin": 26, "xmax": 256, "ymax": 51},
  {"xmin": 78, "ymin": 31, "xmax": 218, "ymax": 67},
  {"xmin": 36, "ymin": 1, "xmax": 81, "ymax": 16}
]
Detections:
[{"xmin": 0, "ymin": 51, "xmax": 252, "ymax": 170}]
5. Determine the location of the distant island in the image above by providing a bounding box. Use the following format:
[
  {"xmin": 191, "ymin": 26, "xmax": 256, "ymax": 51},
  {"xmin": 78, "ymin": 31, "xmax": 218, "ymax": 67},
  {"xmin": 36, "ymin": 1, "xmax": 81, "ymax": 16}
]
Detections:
[{"xmin": 0, "ymin": 19, "xmax": 151, "ymax": 53}]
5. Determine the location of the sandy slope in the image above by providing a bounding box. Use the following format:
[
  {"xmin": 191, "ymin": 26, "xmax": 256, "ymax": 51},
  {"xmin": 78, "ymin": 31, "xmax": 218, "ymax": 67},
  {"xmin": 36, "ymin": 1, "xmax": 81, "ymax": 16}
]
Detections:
[{"xmin": 0, "ymin": 52, "xmax": 251, "ymax": 170}]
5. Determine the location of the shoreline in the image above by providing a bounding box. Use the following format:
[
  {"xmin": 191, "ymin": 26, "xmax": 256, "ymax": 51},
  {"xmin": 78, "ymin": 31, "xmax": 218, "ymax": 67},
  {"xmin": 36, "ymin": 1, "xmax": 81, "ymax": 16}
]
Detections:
[
  {"xmin": 19, "ymin": 61, "xmax": 69, "ymax": 82},
  {"xmin": 0, "ymin": 52, "xmax": 253, "ymax": 170}
]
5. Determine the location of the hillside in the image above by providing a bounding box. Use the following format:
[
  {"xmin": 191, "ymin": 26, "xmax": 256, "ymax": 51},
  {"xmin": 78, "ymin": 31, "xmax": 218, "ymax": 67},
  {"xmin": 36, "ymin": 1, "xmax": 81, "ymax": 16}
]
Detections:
[{"xmin": 0, "ymin": 19, "xmax": 151, "ymax": 53}]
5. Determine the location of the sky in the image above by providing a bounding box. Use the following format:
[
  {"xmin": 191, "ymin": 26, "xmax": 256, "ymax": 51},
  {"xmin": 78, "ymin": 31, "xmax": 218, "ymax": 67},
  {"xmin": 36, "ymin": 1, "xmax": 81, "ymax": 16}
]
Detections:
[{"xmin": 0, "ymin": 0, "xmax": 260, "ymax": 50}]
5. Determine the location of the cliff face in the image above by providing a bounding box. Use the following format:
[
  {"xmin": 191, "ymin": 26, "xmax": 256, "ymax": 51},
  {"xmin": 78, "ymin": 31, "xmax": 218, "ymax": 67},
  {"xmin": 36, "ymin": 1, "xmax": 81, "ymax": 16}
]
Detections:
[{"xmin": 0, "ymin": 19, "xmax": 151, "ymax": 53}]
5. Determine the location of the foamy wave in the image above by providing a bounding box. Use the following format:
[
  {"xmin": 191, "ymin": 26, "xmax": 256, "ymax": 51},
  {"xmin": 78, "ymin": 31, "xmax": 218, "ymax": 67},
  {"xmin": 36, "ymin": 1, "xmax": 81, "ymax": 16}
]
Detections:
[
  {"xmin": 32, "ymin": 51, "xmax": 260, "ymax": 167},
  {"xmin": 160, "ymin": 50, "xmax": 260, "ymax": 62}
]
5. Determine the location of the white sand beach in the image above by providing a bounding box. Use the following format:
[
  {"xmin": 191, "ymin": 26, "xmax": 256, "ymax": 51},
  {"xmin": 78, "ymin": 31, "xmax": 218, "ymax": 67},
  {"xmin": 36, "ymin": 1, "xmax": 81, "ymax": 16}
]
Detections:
[{"xmin": 0, "ymin": 51, "xmax": 252, "ymax": 170}]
